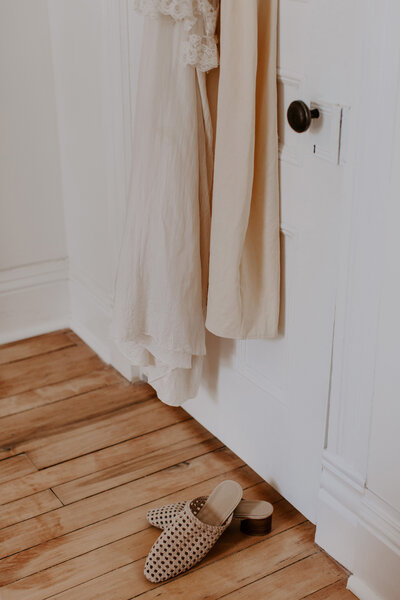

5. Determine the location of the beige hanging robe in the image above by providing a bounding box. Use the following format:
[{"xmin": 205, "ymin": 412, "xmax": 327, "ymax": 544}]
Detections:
[{"xmin": 206, "ymin": 0, "xmax": 281, "ymax": 339}]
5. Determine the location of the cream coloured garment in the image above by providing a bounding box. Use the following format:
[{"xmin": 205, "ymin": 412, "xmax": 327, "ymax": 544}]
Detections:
[
  {"xmin": 112, "ymin": 2, "xmax": 218, "ymax": 405},
  {"xmin": 206, "ymin": 0, "xmax": 281, "ymax": 339}
]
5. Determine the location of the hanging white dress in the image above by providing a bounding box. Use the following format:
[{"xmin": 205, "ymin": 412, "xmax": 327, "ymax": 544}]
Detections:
[{"xmin": 112, "ymin": 0, "xmax": 219, "ymax": 406}]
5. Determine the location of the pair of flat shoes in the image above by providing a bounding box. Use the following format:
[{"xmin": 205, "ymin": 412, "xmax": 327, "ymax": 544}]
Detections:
[{"xmin": 144, "ymin": 480, "xmax": 274, "ymax": 583}]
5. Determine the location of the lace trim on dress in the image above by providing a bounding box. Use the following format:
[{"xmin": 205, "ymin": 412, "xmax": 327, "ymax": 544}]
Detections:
[
  {"xmin": 182, "ymin": 34, "xmax": 218, "ymax": 72},
  {"xmin": 134, "ymin": 0, "xmax": 219, "ymax": 72}
]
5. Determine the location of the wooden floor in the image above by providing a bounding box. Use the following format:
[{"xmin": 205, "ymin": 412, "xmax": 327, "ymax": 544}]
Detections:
[{"xmin": 0, "ymin": 330, "xmax": 356, "ymax": 600}]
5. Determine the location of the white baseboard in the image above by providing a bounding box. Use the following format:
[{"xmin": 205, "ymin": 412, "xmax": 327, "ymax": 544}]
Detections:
[
  {"xmin": 316, "ymin": 453, "xmax": 363, "ymax": 572},
  {"xmin": 0, "ymin": 259, "xmax": 135, "ymax": 382},
  {"xmin": 316, "ymin": 451, "xmax": 400, "ymax": 600},
  {"xmin": 0, "ymin": 259, "xmax": 70, "ymax": 344},
  {"xmin": 347, "ymin": 576, "xmax": 384, "ymax": 600}
]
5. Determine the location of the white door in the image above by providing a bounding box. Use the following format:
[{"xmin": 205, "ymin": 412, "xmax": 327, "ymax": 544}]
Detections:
[{"xmin": 126, "ymin": 0, "xmax": 362, "ymax": 521}]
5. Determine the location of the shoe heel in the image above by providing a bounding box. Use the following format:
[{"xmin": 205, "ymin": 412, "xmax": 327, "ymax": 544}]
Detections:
[{"xmin": 240, "ymin": 514, "xmax": 272, "ymax": 536}]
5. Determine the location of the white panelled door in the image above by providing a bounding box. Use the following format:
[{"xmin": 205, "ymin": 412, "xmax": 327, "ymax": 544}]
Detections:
[{"xmin": 124, "ymin": 0, "xmax": 362, "ymax": 521}]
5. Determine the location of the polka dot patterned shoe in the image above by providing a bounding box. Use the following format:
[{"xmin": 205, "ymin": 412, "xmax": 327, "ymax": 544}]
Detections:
[
  {"xmin": 144, "ymin": 480, "xmax": 243, "ymax": 583},
  {"xmin": 147, "ymin": 497, "xmax": 274, "ymax": 536},
  {"xmin": 146, "ymin": 499, "xmax": 197, "ymax": 530}
]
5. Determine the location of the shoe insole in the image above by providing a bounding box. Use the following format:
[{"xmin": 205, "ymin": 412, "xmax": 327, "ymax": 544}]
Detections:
[
  {"xmin": 196, "ymin": 480, "xmax": 243, "ymax": 526},
  {"xmin": 234, "ymin": 500, "xmax": 273, "ymax": 519}
]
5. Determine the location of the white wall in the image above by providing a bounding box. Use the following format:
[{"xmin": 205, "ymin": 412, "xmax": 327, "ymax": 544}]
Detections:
[
  {"xmin": 315, "ymin": 3, "xmax": 400, "ymax": 598},
  {"xmin": 0, "ymin": 0, "xmax": 68, "ymax": 342},
  {"xmin": 348, "ymin": 51, "xmax": 400, "ymax": 600},
  {"xmin": 47, "ymin": 0, "xmax": 135, "ymax": 375},
  {"xmin": 367, "ymin": 84, "xmax": 400, "ymax": 514}
]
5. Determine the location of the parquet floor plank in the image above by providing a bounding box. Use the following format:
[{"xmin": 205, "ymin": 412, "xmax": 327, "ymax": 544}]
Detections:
[
  {"xmin": 0, "ymin": 368, "xmax": 123, "ymax": 419},
  {"xmin": 0, "ymin": 419, "xmax": 213, "ymax": 505},
  {"xmin": 220, "ymin": 552, "xmax": 346, "ymax": 599},
  {"xmin": 13, "ymin": 399, "xmax": 187, "ymax": 469},
  {"xmin": 300, "ymin": 579, "xmax": 357, "ymax": 599},
  {"xmin": 0, "ymin": 489, "xmax": 62, "ymax": 529},
  {"xmin": 0, "ymin": 344, "xmax": 104, "ymax": 400},
  {"xmin": 0, "ymin": 454, "xmax": 36, "ymax": 484},
  {"xmin": 0, "ymin": 330, "xmax": 75, "ymax": 366},
  {"xmin": 0, "ymin": 331, "xmax": 351, "ymax": 599},
  {"xmin": 53, "ymin": 436, "xmax": 224, "ymax": 504},
  {"xmin": 0, "ymin": 382, "xmax": 153, "ymax": 448}
]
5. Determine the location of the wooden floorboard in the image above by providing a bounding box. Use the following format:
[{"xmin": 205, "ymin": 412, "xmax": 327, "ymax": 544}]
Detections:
[
  {"xmin": 0, "ymin": 454, "xmax": 37, "ymax": 483},
  {"xmin": 0, "ymin": 420, "xmax": 217, "ymax": 505},
  {"xmin": 12, "ymin": 398, "xmax": 187, "ymax": 468},
  {"xmin": 0, "ymin": 489, "xmax": 62, "ymax": 529},
  {"xmin": 0, "ymin": 330, "xmax": 75, "ymax": 366},
  {"xmin": 0, "ymin": 331, "xmax": 354, "ymax": 599},
  {"xmin": 0, "ymin": 367, "xmax": 122, "ymax": 419},
  {"xmin": 0, "ymin": 381, "xmax": 153, "ymax": 448},
  {"xmin": 301, "ymin": 579, "xmax": 354, "ymax": 599},
  {"xmin": 0, "ymin": 343, "xmax": 104, "ymax": 400}
]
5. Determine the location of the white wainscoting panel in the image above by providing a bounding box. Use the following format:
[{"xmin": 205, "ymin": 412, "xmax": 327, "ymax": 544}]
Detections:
[{"xmin": 0, "ymin": 259, "xmax": 69, "ymax": 344}]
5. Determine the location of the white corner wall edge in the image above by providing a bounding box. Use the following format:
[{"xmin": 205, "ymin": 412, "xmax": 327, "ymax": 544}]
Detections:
[
  {"xmin": 347, "ymin": 576, "xmax": 386, "ymax": 600},
  {"xmin": 68, "ymin": 269, "xmax": 136, "ymax": 381},
  {"xmin": 316, "ymin": 452, "xmax": 400, "ymax": 600},
  {"xmin": 0, "ymin": 258, "xmax": 70, "ymax": 345}
]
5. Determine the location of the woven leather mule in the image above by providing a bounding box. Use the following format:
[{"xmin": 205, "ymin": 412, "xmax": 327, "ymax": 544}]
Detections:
[{"xmin": 144, "ymin": 480, "xmax": 242, "ymax": 583}]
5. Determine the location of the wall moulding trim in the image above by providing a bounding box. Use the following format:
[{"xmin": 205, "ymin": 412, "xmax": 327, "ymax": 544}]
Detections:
[
  {"xmin": 322, "ymin": 450, "xmax": 366, "ymax": 490},
  {"xmin": 360, "ymin": 491, "xmax": 400, "ymax": 553},
  {"xmin": 0, "ymin": 258, "xmax": 69, "ymax": 294},
  {"xmin": 317, "ymin": 451, "xmax": 400, "ymax": 599},
  {"xmin": 319, "ymin": 453, "xmax": 364, "ymax": 522},
  {"xmin": 0, "ymin": 258, "xmax": 70, "ymax": 345}
]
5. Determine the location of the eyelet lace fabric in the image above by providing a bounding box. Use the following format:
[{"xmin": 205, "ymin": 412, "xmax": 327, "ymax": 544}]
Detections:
[{"xmin": 134, "ymin": 0, "xmax": 219, "ymax": 72}]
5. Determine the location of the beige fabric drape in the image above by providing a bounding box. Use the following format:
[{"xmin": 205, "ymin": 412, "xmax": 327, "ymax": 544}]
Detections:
[{"xmin": 206, "ymin": 0, "xmax": 280, "ymax": 339}]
